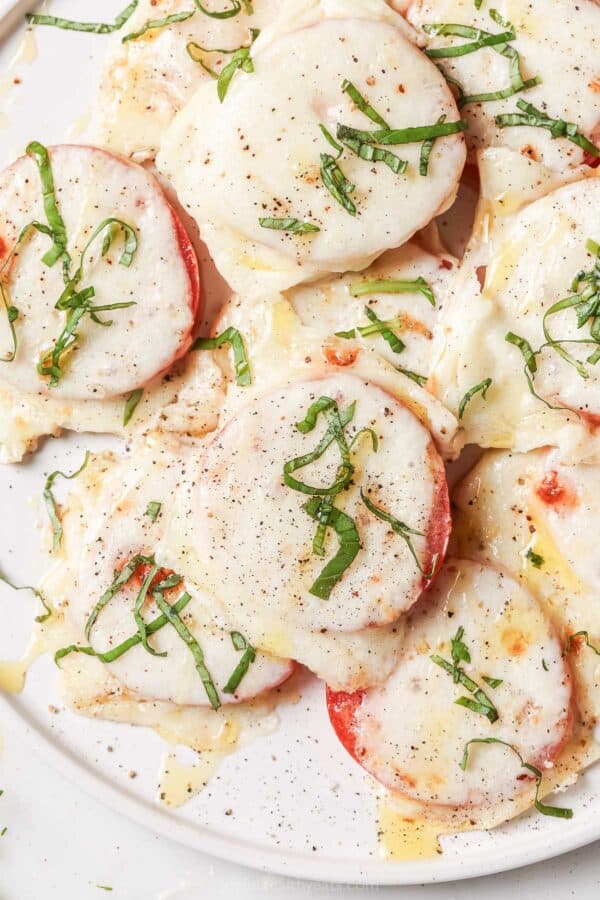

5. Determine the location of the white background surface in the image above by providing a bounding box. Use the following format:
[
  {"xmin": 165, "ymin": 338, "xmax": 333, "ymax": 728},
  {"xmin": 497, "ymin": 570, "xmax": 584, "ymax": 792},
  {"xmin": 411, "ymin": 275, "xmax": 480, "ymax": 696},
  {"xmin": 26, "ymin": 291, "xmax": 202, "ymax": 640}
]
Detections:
[{"xmin": 0, "ymin": 1, "xmax": 599, "ymax": 896}]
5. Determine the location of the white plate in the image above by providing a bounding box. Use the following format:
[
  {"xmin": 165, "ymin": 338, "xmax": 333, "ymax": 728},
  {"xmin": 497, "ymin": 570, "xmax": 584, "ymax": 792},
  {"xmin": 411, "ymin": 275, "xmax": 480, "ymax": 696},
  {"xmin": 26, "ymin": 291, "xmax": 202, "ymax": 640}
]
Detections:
[{"xmin": 1, "ymin": 1, "xmax": 599, "ymax": 885}]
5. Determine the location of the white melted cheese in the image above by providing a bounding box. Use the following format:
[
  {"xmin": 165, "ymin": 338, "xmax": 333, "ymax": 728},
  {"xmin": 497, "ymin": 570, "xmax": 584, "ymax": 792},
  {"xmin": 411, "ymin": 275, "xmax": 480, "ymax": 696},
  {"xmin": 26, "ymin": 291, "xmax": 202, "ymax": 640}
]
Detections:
[
  {"xmin": 49, "ymin": 439, "xmax": 293, "ymax": 708},
  {"xmin": 287, "ymin": 241, "xmax": 456, "ymax": 380},
  {"xmin": 0, "ymin": 145, "xmax": 196, "ymax": 400},
  {"xmin": 430, "ymin": 147, "xmax": 600, "ymax": 461},
  {"xmin": 352, "ymin": 558, "xmax": 572, "ymax": 807},
  {"xmin": 191, "ymin": 373, "xmax": 448, "ymax": 632},
  {"xmin": 452, "ymin": 448, "xmax": 600, "ymax": 737},
  {"xmin": 157, "ymin": 0, "xmax": 466, "ymax": 296},
  {"xmin": 409, "ymin": 0, "xmax": 600, "ymax": 171}
]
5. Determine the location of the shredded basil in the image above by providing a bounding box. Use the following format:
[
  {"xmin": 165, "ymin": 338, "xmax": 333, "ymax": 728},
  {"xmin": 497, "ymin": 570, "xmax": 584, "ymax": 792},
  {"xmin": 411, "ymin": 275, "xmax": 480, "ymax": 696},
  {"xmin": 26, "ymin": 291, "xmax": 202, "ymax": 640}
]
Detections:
[
  {"xmin": 27, "ymin": 1, "xmax": 138, "ymax": 34},
  {"xmin": 259, "ymin": 217, "xmax": 320, "ymax": 234},
  {"xmin": 192, "ymin": 327, "xmax": 251, "ymax": 385},
  {"xmin": 56, "ymin": 591, "xmax": 191, "ymax": 665},
  {"xmin": 146, "ymin": 501, "xmax": 162, "ymax": 522},
  {"xmin": 303, "ymin": 497, "xmax": 361, "ymax": 600},
  {"xmin": 497, "ymin": 100, "xmax": 600, "ymax": 159},
  {"xmin": 30, "ymin": 209, "xmax": 138, "ymax": 386},
  {"xmin": 339, "ymin": 136, "xmax": 408, "ymax": 175},
  {"xmin": 25, "ymin": 142, "xmax": 70, "ymax": 272},
  {"xmin": 431, "ymin": 631, "xmax": 499, "ymax": 724},
  {"xmin": 420, "ymin": 115, "xmax": 446, "ymax": 175},
  {"xmin": 223, "ymin": 631, "xmax": 256, "ymax": 693},
  {"xmin": 123, "ymin": 11, "xmax": 195, "ymax": 43},
  {"xmin": 460, "ymin": 738, "xmax": 573, "ymax": 818},
  {"xmin": 526, "ymin": 548, "xmax": 544, "ymax": 569},
  {"xmin": 397, "ymin": 366, "xmax": 427, "ymax": 386},
  {"xmin": 319, "ymin": 124, "xmax": 344, "ymax": 158},
  {"xmin": 283, "ymin": 399, "xmax": 355, "ymax": 498},
  {"xmin": 424, "ymin": 24, "xmax": 516, "ymax": 58},
  {"xmin": 85, "ymin": 554, "xmax": 155, "ymax": 641},
  {"xmin": 194, "ymin": 0, "xmax": 242, "ymax": 18},
  {"xmin": 153, "ymin": 579, "xmax": 220, "ymax": 709},
  {"xmin": 349, "ymin": 276, "xmax": 435, "ymax": 306},
  {"xmin": 458, "ymin": 378, "xmax": 492, "ymax": 419},
  {"xmin": 0, "ymin": 573, "xmax": 52, "ymax": 623},
  {"xmin": 563, "ymin": 631, "xmax": 600, "ymax": 657},
  {"xmin": 341, "ymin": 79, "xmax": 389, "ymax": 129},
  {"xmin": 336, "ymin": 306, "xmax": 405, "ymax": 355},
  {"xmin": 133, "ymin": 562, "xmax": 166, "ymax": 658},
  {"xmin": 336, "ymin": 119, "xmax": 468, "ymax": 147},
  {"xmin": 505, "ymin": 331, "xmax": 558, "ymax": 408},
  {"xmin": 123, "ymin": 389, "xmax": 144, "ymax": 426},
  {"xmin": 482, "ymin": 675, "xmax": 503, "ymax": 688},
  {"xmin": 216, "ymin": 30, "xmax": 258, "ymax": 100},
  {"xmin": 320, "ymin": 153, "xmax": 356, "ymax": 216},
  {"xmin": 0, "ymin": 224, "xmax": 41, "ymax": 363},
  {"xmin": 44, "ymin": 452, "xmax": 90, "ymax": 553},
  {"xmin": 360, "ymin": 488, "xmax": 436, "ymax": 578}
]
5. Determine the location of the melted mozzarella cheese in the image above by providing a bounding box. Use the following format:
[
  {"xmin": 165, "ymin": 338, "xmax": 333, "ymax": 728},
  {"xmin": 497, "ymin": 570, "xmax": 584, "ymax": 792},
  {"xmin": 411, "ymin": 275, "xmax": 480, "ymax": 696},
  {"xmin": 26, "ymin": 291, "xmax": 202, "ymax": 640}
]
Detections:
[
  {"xmin": 430, "ymin": 148, "xmax": 600, "ymax": 461},
  {"xmin": 0, "ymin": 145, "xmax": 196, "ymax": 400},
  {"xmin": 452, "ymin": 449, "xmax": 600, "ymax": 770},
  {"xmin": 340, "ymin": 558, "xmax": 571, "ymax": 807},
  {"xmin": 93, "ymin": 0, "xmax": 282, "ymax": 161},
  {"xmin": 287, "ymin": 241, "xmax": 455, "ymax": 380},
  {"xmin": 157, "ymin": 0, "xmax": 465, "ymax": 296},
  {"xmin": 190, "ymin": 374, "xmax": 449, "ymax": 634},
  {"xmin": 52, "ymin": 440, "xmax": 293, "ymax": 707},
  {"xmin": 409, "ymin": 0, "xmax": 600, "ymax": 171}
]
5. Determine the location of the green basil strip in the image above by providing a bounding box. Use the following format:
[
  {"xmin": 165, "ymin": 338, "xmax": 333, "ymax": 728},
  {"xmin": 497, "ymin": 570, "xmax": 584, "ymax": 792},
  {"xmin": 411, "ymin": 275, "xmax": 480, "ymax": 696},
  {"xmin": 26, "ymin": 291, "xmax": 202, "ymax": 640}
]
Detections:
[
  {"xmin": 475, "ymin": 0, "xmax": 483, "ymax": 7},
  {"xmin": 85, "ymin": 554, "xmax": 155, "ymax": 640},
  {"xmin": 319, "ymin": 124, "xmax": 344, "ymax": 158},
  {"xmin": 283, "ymin": 400, "xmax": 355, "ymax": 497},
  {"xmin": 192, "ymin": 327, "xmax": 251, "ymax": 386},
  {"xmin": 242, "ymin": 0, "xmax": 254, "ymax": 12},
  {"xmin": 217, "ymin": 41, "xmax": 255, "ymax": 101},
  {"xmin": 336, "ymin": 119, "xmax": 468, "ymax": 147},
  {"xmin": 146, "ymin": 501, "xmax": 162, "ymax": 522},
  {"xmin": 397, "ymin": 366, "xmax": 427, "ymax": 386},
  {"xmin": 420, "ymin": 115, "xmax": 446, "ymax": 176},
  {"xmin": 362, "ymin": 306, "xmax": 405, "ymax": 354},
  {"xmin": 349, "ymin": 276, "xmax": 435, "ymax": 306},
  {"xmin": 25, "ymin": 142, "xmax": 70, "ymax": 271},
  {"xmin": 505, "ymin": 331, "xmax": 559, "ymax": 408},
  {"xmin": 458, "ymin": 377, "xmax": 492, "ymax": 418},
  {"xmin": 320, "ymin": 153, "xmax": 356, "ymax": 216},
  {"xmin": 194, "ymin": 0, "xmax": 242, "ymax": 19},
  {"xmin": 340, "ymin": 136, "xmax": 407, "ymax": 175},
  {"xmin": 123, "ymin": 11, "xmax": 195, "ymax": 42},
  {"xmin": 460, "ymin": 738, "xmax": 573, "ymax": 818},
  {"xmin": 133, "ymin": 562, "xmax": 167, "ymax": 658},
  {"xmin": 526, "ymin": 548, "xmax": 544, "ymax": 569},
  {"xmin": 341, "ymin": 79, "xmax": 389, "ymax": 129},
  {"xmin": 27, "ymin": 0, "xmax": 138, "ymax": 34},
  {"xmin": 496, "ymin": 100, "xmax": 600, "ymax": 159},
  {"xmin": 187, "ymin": 29, "xmax": 259, "ymax": 97},
  {"xmin": 56, "ymin": 591, "xmax": 191, "ymax": 666},
  {"xmin": 296, "ymin": 396, "xmax": 338, "ymax": 433},
  {"xmin": 451, "ymin": 625, "xmax": 471, "ymax": 675},
  {"xmin": 312, "ymin": 495, "xmax": 334, "ymax": 558},
  {"xmin": 44, "ymin": 452, "xmax": 91, "ymax": 553},
  {"xmin": 123, "ymin": 388, "xmax": 144, "ymax": 426},
  {"xmin": 563, "ymin": 630, "xmax": 600, "ymax": 657},
  {"xmin": 360, "ymin": 488, "xmax": 435, "ymax": 578},
  {"xmin": 0, "ymin": 223, "xmax": 39, "ymax": 362},
  {"xmin": 349, "ymin": 428, "xmax": 379, "ymax": 453},
  {"xmin": 431, "ymin": 653, "xmax": 499, "ymax": 723},
  {"xmin": 223, "ymin": 631, "xmax": 257, "ymax": 693},
  {"xmin": 259, "ymin": 217, "xmax": 320, "ymax": 234},
  {"xmin": 0, "ymin": 573, "xmax": 52, "ymax": 623},
  {"xmin": 303, "ymin": 497, "xmax": 360, "ymax": 600},
  {"xmin": 423, "ymin": 24, "xmax": 515, "ymax": 59},
  {"xmin": 153, "ymin": 585, "xmax": 220, "ymax": 710},
  {"xmin": 482, "ymin": 675, "xmax": 503, "ymax": 688}
]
